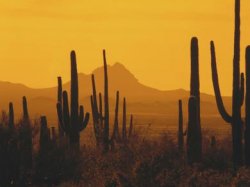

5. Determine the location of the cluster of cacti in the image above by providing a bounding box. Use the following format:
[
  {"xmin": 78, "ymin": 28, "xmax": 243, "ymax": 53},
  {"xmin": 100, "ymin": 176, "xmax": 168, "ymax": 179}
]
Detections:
[
  {"xmin": 57, "ymin": 51, "xmax": 90, "ymax": 150},
  {"xmin": 0, "ymin": 96, "xmax": 35, "ymax": 185},
  {"xmin": 210, "ymin": 0, "xmax": 245, "ymax": 166},
  {"xmin": 90, "ymin": 50, "xmax": 134, "ymax": 152}
]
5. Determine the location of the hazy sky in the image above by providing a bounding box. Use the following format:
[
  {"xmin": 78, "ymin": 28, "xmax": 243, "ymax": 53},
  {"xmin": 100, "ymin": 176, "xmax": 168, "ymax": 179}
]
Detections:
[{"xmin": 0, "ymin": 0, "xmax": 250, "ymax": 95}]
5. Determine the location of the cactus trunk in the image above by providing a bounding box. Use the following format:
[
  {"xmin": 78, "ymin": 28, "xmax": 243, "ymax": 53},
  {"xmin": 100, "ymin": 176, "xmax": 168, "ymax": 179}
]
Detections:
[
  {"xmin": 187, "ymin": 37, "xmax": 202, "ymax": 163},
  {"xmin": 187, "ymin": 96, "xmax": 201, "ymax": 164},
  {"xmin": 245, "ymin": 46, "xmax": 250, "ymax": 165},
  {"xmin": 57, "ymin": 76, "xmax": 64, "ymax": 137}
]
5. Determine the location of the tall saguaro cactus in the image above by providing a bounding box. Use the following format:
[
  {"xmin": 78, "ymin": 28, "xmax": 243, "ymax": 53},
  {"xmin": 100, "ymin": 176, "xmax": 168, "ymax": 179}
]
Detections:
[
  {"xmin": 187, "ymin": 37, "xmax": 202, "ymax": 163},
  {"xmin": 57, "ymin": 51, "xmax": 90, "ymax": 149},
  {"xmin": 210, "ymin": 0, "xmax": 243, "ymax": 165},
  {"xmin": 245, "ymin": 46, "xmax": 250, "ymax": 165}
]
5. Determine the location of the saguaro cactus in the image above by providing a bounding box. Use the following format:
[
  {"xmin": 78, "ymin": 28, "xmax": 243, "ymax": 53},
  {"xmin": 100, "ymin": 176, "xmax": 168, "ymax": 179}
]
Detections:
[
  {"xmin": 210, "ymin": 0, "xmax": 243, "ymax": 165},
  {"xmin": 187, "ymin": 96, "xmax": 201, "ymax": 164},
  {"xmin": 57, "ymin": 51, "xmax": 90, "ymax": 149},
  {"xmin": 187, "ymin": 37, "xmax": 202, "ymax": 163},
  {"xmin": 57, "ymin": 76, "xmax": 64, "ymax": 137},
  {"xmin": 245, "ymin": 46, "xmax": 250, "ymax": 165},
  {"xmin": 178, "ymin": 100, "xmax": 184, "ymax": 152}
]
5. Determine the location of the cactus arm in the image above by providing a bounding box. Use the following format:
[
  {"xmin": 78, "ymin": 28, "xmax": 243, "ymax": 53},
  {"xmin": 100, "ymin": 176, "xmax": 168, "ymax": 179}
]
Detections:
[
  {"xmin": 210, "ymin": 41, "xmax": 232, "ymax": 123},
  {"xmin": 240, "ymin": 73, "xmax": 245, "ymax": 106},
  {"xmin": 78, "ymin": 105, "xmax": 90, "ymax": 131}
]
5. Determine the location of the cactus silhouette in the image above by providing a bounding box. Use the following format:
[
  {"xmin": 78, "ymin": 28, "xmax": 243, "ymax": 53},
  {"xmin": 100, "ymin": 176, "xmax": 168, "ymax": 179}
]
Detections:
[
  {"xmin": 245, "ymin": 46, "xmax": 250, "ymax": 165},
  {"xmin": 57, "ymin": 51, "xmax": 90, "ymax": 150},
  {"xmin": 187, "ymin": 37, "xmax": 202, "ymax": 164},
  {"xmin": 210, "ymin": 0, "xmax": 243, "ymax": 165},
  {"xmin": 57, "ymin": 76, "xmax": 64, "ymax": 138},
  {"xmin": 178, "ymin": 100, "xmax": 184, "ymax": 152}
]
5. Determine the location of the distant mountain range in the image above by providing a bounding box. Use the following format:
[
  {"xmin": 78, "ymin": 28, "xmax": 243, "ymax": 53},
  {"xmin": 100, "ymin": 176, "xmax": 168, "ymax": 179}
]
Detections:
[{"xmin": 0, "ymin": 63, "xmax": 232, "ymax": 130}]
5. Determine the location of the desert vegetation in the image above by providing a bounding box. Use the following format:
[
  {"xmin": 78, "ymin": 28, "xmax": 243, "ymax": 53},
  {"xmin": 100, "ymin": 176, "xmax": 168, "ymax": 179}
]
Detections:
[{"xmin": 1, "ymin": 0, "xmax": 250, "ymax": 186}]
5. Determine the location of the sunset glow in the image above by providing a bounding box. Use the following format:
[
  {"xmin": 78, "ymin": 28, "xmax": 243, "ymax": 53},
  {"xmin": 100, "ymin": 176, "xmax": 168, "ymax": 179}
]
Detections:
[{"xmin": 0, "ymin": 0, "xmax": 250, "ymax": 95}]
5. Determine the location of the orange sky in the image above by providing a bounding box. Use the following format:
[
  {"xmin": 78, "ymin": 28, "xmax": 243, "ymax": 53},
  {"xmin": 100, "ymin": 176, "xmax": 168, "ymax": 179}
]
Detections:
[{"xmin": 0, "ymin": 0, "xmax": 250, "ymax": 96}]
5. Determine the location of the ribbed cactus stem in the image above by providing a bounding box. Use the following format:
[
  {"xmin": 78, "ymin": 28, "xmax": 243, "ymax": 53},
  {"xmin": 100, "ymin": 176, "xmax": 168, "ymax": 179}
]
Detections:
[
  {"xmin": 187, "ymin": 96, "xmax": 201, "ymax": 164},
  {"xmin": 22, "ymin": 96, "xmax": 29, "ymax": 120},
  {"xmin": 178, "ymin": 100, "xmax": 184, "ymax": 152},
  {"xmin": 245, "ymin": 46, "xmax": 250, "ymax": 165},
  {"xmin": 9, "ymin": 102, "xmax": 14, "ymax": 129},
  {"xmin": 122, "ymin": 97, "xmax": 127, "ymax": 140},
  {"xmin": 103, "ymin": 49, "xmax": 110, "ymax": 152}
]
